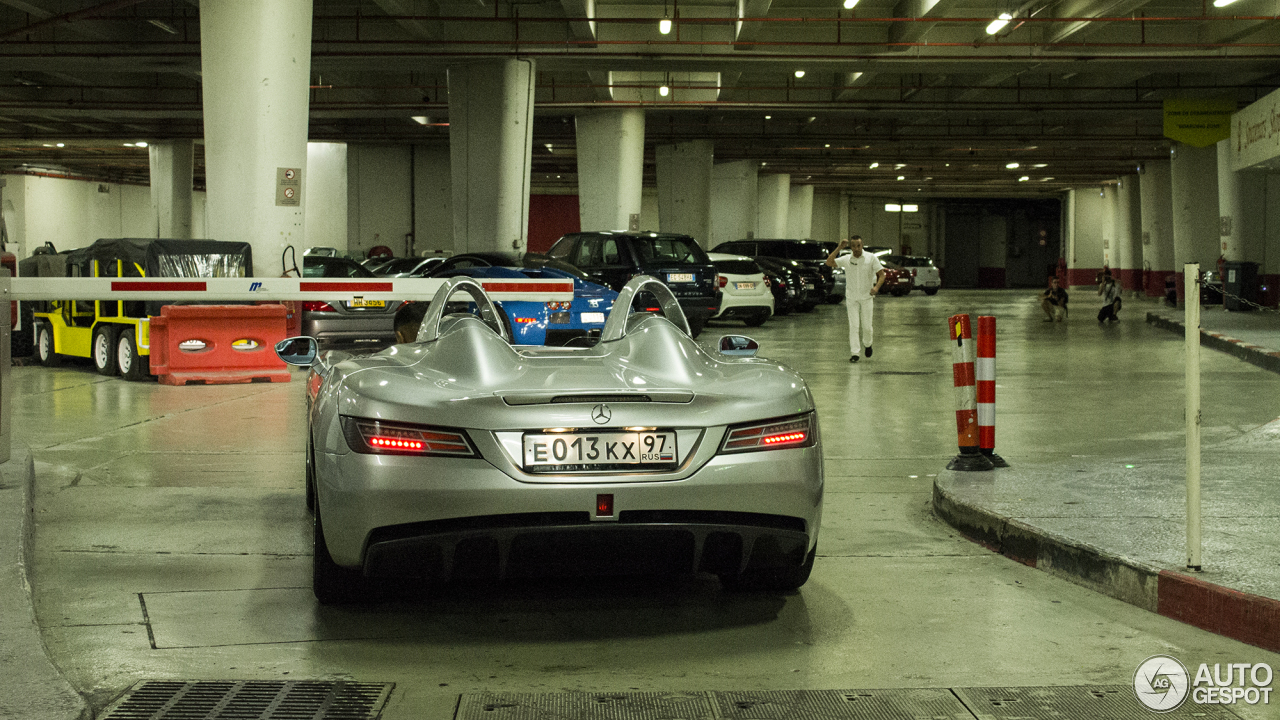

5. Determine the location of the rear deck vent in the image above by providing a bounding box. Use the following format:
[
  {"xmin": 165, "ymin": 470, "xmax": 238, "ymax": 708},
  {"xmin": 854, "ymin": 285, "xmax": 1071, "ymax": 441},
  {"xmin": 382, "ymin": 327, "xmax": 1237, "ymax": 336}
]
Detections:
[
  {"xmin": 100, "ymin": 680, "xmax": 393, "ymax": 720},
  {"xmin": 550, "ymin": 394, "xmax": 652, "ymax": 403}
]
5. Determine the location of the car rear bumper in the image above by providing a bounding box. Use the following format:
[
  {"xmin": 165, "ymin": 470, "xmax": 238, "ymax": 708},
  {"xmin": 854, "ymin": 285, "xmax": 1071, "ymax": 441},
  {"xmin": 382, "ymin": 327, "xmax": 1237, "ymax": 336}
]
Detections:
[
  {"xmin": 316, "ymin": 443, "xmax": 823, "ymax": 575},
  {"xmin": 303, "ymin": 314, "xmax": 396, "ymax": 350}
]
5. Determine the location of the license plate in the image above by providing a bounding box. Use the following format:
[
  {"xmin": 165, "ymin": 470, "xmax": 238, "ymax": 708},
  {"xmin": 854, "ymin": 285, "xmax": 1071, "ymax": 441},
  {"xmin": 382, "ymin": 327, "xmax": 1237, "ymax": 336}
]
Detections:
[
  {"xmin": 735, "ymin": 282, "xmax": 755, "ymax": 290},
  {"xmin": 667, "ymin": 273, "xmax": 694, "ymax": 283},
  {"xmin": 581, "ymin": 312, "xmax": 605, "ymax": 324},
  {"xmin": 349, "ymin": 298, "xmax": 386, "ymax": 308},
  {"xmin": 523, "ymin": 431, "xmax": 678, "ymax": 471},
  {"xmin": 804, "ymin": 282, "xmax": 815, "ymax": 290}
]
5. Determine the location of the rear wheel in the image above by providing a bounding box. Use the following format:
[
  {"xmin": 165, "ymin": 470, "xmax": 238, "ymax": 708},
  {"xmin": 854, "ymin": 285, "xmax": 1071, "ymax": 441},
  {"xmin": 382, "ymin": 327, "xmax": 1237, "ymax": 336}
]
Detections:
[
  {"xmin": 92, "ymin": 325, "xmax": 118, "ymax": 376},
  {"xmin": 116, "ymin": 329, "xmax": 149, "ymax": 381},
  {"xmin": 721, "ymin": 546, "xmax": 816, "ymax": 592},
  {"xmin": 743, "ymin": 310, "xmax": 769, "ymax": 328},
  {"xmin": 923, "ymin": 288, "xmax": 939, "ymax": 296},
  {"xmin": 826, "ymin": 295, "xmax": 845, "ymax": 304},
  {"xmin": 35, "ymin": 322, "xmax": 60, "ymax": 367},
  {"xmin": 313, "ymin": 508, "xmax": 369, "ymax": 605}
]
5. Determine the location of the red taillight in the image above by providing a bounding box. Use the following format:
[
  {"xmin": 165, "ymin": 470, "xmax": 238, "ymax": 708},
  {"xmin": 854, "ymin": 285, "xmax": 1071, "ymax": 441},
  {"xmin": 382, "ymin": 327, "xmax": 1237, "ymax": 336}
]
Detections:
[
  {"xmin": 596, "ymin": 493, "xmax": 614, "ymax": 517},
  {"xmin": 514, "ymin": 317, "xmax": 537, "ymax": 323},
  {"xmin": 910, "ymin": 269, "xmax": 917, "ymax": 277},
  {"xmin": 718, "ymin": 274, "xmax": 728, "ymax": 289},
  {"xmin": 764, "ymin": 276, "xmax": 771, "ymax": 288},
  {"xmin": 645, "ymin": 307, "xmax": 660, "ymax": 312},
  {"xmin": 303, "ymin": 301, "xmax": 336, "ymax": 312},
  {"xmin": 342, "ymin": 417, "xmax": 476, "ymax": 457},
  {"xmin": 719, "ymin": 414, "xmax": 815, "ymax": 454}
]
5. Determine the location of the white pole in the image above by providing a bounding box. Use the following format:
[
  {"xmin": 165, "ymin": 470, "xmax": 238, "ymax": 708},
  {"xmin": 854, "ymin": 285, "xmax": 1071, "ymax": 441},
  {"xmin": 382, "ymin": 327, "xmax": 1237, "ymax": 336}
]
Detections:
[{"xmin": 1185, "ymin": 262, "xmax": 1202, "ymax": 571}]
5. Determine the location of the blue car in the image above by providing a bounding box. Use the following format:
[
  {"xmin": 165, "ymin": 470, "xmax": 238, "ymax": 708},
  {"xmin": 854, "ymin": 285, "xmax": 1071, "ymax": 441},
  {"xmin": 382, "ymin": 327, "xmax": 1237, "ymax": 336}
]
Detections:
[{"xmin": 437, "ymin": 266, "xmax": 617, "ymax": 346}]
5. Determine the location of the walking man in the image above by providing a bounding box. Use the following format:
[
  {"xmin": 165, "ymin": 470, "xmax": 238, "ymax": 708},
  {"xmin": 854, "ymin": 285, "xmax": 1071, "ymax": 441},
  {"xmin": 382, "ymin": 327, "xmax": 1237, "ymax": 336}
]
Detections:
[{"xmin": 826, "ymin": 235, "xmax": 885, "ymax": 363}]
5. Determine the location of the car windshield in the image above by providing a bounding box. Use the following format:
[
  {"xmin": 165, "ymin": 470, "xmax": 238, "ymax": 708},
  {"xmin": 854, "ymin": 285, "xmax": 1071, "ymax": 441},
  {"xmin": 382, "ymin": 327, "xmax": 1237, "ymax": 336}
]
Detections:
[
  {"xmin": 632, "ymin": 236, "xmax": 710, "ymax": 264},
  {"xmin": 378, "ymin": 258, "xmax": 423, "ymax": 274},
  {"xmin": 303, "ymin": 257, "xmax": 377, "ymax": 278}
]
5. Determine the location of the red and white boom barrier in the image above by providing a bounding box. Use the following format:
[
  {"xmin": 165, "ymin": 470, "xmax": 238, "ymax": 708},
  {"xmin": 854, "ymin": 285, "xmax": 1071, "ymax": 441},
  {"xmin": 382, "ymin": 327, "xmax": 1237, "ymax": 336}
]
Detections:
[
  {"xmin": 975, "ymin": 315, "xmax": 1009, "ymax": 468},
  {"xmin": 5, "ymin": 276, "xmax": 575, "ymax": 303},
  {"xmin": 947, "ymin": 314, "xmax": 995, "ymax": 471}
]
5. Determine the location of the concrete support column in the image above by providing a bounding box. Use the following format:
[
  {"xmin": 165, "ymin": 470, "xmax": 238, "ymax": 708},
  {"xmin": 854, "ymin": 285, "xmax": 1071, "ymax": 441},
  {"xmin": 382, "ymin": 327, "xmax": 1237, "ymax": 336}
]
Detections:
[
  {"xmin": 575, "ymin": 109, "xmax": 645, "ymax": 233},
  {"xmin": 710, "ymin": 160, "xmax": 758, "ymax": 247},
  {"xmin": 839, "ymin": 193, "xmax": 850, "ymax": 242},
  {"xmin": 1217, "ymin": 138, "xmax": 1267, "ymax": 264},
  {"xmin": 414, "ymin": 147, "xmax": 453, "ymax": 254},
  {"xmin": 787, "ymin": 184, "xmax": 814, "ymax": 238},
  {"xmin": 1101, "ymin": 185, "xmax": 1117, "ymax": 271},
  {"xmin": 1171, "ymin": 142, "xmax": 1220, "ymax": 301},
  {"xmin": 1115, "ymin": 175, "xmax": 1143, "ymax": 292},
  {"xmin": 148, "ymin": 140, "xmax": 194, "ymax": 239},
  {"xmin": 1067, "ymin": 187, "xmax": 1106, "ymax": 287},
  {"xmin": 1140, "ymin": 159, "xmax": 1174, "ymax": 296},
  {"xmin": 448, "ymin": 59, "xmax": 536, "ymax": 255},
  {"xmin": 757, "ymin": 174, "xmax": 790, "ymax": 238},
  {"xmin": 200, "ymin": 0, "xmax": 313, "ymax": 275},
  {"xmin": 655, "ymin": 140, "xmax": 713, "ymax": 244}
]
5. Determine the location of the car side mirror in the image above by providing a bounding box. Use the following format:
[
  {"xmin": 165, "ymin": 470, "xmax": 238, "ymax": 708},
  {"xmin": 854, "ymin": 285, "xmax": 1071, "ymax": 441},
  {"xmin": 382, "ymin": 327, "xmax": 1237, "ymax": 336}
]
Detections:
[
  {"xmin": 275, "ymin": 336, "xmax": 318, "ymax": 366},
  {"xmin": 719, "ymin": 335, "xmax": 759, "ymax": 357}
]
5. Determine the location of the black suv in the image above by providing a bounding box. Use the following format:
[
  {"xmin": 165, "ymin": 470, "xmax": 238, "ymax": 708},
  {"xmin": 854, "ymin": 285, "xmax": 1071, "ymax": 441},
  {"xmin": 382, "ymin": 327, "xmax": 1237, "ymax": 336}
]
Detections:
[
  {"xmin": 711, "ymin": 239, "xmax": 838, "ymax": 303},
  {"xmin": 544, "ymin": 232, "xmax": 720, "ymax": 337}
]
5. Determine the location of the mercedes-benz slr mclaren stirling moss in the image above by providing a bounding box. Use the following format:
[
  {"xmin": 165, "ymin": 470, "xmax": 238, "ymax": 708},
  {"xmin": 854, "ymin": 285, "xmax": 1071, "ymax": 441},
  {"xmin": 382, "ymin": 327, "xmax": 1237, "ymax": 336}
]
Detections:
[{"xmin": 277, "ymin": 276, "xmax": 823, "ymax": 604}]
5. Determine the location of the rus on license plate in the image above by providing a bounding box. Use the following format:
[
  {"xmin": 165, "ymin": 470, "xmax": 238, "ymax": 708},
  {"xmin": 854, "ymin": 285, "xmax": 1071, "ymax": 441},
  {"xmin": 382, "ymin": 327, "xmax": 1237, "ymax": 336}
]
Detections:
[
  {"xmin": 735, "ymin": 281, "xmax": 755, "ymax": 290},
  {"xmin": 667, "ymin": 273, "xmax": 694, "ymax": 283},
  {"xmin": 349, "ymin": 298, "xmax": 386, "ymax": 308},
  {"xmin": 523, "ymin": 432, "xmax": 677, "ymax": 469}
]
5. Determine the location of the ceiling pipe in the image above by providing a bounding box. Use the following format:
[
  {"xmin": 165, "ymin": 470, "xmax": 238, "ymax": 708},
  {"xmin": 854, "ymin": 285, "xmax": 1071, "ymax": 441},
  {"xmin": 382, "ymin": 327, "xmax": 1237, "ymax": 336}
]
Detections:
[{"xmin": 0, "ymin": 0, "xmax": 153, "ymax": 42}]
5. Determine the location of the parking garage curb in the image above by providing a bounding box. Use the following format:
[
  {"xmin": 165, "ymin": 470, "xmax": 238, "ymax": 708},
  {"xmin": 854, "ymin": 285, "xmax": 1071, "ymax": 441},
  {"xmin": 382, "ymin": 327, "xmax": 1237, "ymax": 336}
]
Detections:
[
  {"xmin": 0, "ymin": 448, "xmax": 92, "ymax": 720},
  {"xmin": 932, "ymin": 478, "xmax": 1280, "ymax": 654},
  {"xmin": 1145, "ymin": 311, "xmax": 1280, "ymax": 376}
]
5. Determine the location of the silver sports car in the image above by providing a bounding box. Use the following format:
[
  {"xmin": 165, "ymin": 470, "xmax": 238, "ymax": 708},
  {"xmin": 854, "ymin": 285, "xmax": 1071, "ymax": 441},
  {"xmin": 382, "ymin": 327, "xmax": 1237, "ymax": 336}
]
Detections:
[{"xmin": 277, "ymin": 276, "xmax": 823, "ymax": 604}]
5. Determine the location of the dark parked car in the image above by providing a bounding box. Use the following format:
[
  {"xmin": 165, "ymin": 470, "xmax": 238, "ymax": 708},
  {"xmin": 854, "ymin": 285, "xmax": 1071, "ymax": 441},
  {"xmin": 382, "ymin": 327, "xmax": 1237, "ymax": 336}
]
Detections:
[
  {"xmin": 374, "ymin": 256, "xmax": 446, "ymax": 278},
  {"xmin": 712, "ymin": 239, "xmax": 839, "ymax": 303},
  {"xmin": 544, "ymin": 232, "xmax": 720, "ymax": 337},
  {"xmin": 301, "ymin": 256, "xmax": 403, "ymax": 351},
  {"xmin": 754, "ymin": 256, "xmax": 820, "ymax": 312}
]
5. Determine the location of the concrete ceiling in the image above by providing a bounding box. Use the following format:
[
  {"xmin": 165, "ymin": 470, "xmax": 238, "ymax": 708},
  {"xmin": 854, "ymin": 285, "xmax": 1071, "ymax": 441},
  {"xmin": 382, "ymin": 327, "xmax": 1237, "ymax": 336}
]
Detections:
[{"xmin": 0, "ymin": 0, "xmax": 1275, "ymax": 197}]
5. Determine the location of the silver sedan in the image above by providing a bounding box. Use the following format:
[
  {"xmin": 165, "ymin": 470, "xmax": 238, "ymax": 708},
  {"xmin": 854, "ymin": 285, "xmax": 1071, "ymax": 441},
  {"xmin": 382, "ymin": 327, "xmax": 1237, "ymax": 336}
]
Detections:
[{"xmin": 277, "ymin": 276, "xmax": 824, "ymax": 604}]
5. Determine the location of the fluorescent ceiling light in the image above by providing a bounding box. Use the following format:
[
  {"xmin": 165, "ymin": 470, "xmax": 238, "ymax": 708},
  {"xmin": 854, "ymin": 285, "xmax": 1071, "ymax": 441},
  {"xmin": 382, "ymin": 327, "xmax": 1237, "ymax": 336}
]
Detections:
[
  {"xmin": 897, "ymin": 175, "xmax": 905, "ymax": 181},
  {"xmin": 56, "ymin": 142, "xmax": 64, "ymax": 147},
  {"xmin": 764, "ymin": 115, "xmax": 771, "ymax": 120},
  {"xmin": 1212, "ymin": 0, "xmax": 1236, "ymax": 7},
  {"xmin": 148, "ymin": 19, "xmax": 178, "ymax": 34},
  {"xmin": 1033, "ymin": 163, "xmax": 1047, "ymax": 168},
  {"xmin": 795, "ymin": 70, "xmax": 806, "ymax": 78},
  {"xmin": 894, "ymin": 163, "xmax": 906, "ymax": 169},
  {"xmin": 1018, "ymin": 176, "xmax": 1030, "ymax": 182},
  {"xmin": 1006, "ymin": 162, "xmax": 1019, "ymax": 169},
  {"xmin": 825, "ymin": 144, "xmax": 830, "ymax": 148},
  {"xmin": 986, "ymin": 12, "xmax": 1012, "ymax": 34},
  {"xmin": 885, "ymin": 204, "xmax": 902, "ymax": 212},
  {"xmin": 659, "ymin": 18, "xmax": 672, "ymax": 34},
  {"xmin": 135, "ymin": 141, "xmax": 147, "ymax": 147},
  {"xmin": 412, "ymin": 116, "xmax": 429, "ymax": 124},
  {"xmin": 659, "ymin": 85, "xmax": 670, "ymax": 97},
  {"xmin": 869, "ymin": 162, "xmax": 879, "ymax": 169},
  {"xmin": 843, "ymin": 0, "xmax": 859, "ymax": 7},
  {"xmin": 903, "ymin": 204, "xmax": 919, "ymax": 212}
]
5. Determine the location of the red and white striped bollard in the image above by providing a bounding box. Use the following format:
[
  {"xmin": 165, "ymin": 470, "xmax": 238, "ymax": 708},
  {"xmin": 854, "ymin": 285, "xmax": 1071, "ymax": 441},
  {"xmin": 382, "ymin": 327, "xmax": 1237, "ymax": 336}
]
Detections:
[
  {"xmin": 947, "ymin": 313, "xmax": 994, "ymax": 471},
  {"xmin": 976, "ymin": 315, "xmax": 1009, "ymax": 467}
]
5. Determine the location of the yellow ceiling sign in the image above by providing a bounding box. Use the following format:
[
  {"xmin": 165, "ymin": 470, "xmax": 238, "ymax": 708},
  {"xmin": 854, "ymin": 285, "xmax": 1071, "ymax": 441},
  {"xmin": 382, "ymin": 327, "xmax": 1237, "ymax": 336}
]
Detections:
[{"xmin": 1164, "ymin": 98, "xmax": 1235, "ymax": 148}]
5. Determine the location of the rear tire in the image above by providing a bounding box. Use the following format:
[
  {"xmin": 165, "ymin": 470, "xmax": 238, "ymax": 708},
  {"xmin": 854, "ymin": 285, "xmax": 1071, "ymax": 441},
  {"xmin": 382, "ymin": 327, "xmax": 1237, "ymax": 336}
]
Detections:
[
  {"xmin": 92, "ymin": 325, "xmax": 118, "ymax": 376},
  {"xmin": 116, "ymin": 328, "xmax": 149, "ymax": 381},
  {"xmin": 721, "ymin": 546, "xmax": 816, "ymax": 592},
  {"xmin": 923, "ymin": 288, "xmax": 939, "ymax": 296},
  {"xmin": 35, "ymin": 322, "xmax": 60, "ymax": 367},
  {"xmin": 313, "ymin": 508, "xmax": 369, "ymax": 605},
  {"xmin": 743, "ymin": 310, "xmax": 768, "ymax": 328},
  {"xmin": 826, "ymin": 295, "xmax": 844, "ymax": 304}
]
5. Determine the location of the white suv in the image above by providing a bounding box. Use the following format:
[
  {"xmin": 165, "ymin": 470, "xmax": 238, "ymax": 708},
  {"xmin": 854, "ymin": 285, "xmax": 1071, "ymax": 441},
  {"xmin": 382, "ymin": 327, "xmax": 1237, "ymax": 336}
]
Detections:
[
  {"xmin": 709, "ymin": 253, "xmax": 774, "ymax": 327},
  {"xmin": 884, "ymin": 254, "xmax": 941, "ymax": 295}
]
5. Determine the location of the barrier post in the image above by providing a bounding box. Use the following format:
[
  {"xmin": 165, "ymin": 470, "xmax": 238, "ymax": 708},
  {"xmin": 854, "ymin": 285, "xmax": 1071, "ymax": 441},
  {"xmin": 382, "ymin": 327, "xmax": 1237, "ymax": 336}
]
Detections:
[
  {"xmin": 1185, "ymin": 263, "xmax": 1202, "ymax": 571},
  {"xmin": 976, "ymin": 315, "xmax": 1009, "ymax": 468},
  {"xmin": 947, "ymin": 314, "xmax": 994, "ymax": 471}
]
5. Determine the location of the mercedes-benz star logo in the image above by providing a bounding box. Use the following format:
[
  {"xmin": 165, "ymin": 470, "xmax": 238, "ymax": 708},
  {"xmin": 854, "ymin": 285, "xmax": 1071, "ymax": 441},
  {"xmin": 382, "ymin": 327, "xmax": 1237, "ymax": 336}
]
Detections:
[{"xmin": 591, "ymin": 404, "xmax": 611, "ymax": 424}]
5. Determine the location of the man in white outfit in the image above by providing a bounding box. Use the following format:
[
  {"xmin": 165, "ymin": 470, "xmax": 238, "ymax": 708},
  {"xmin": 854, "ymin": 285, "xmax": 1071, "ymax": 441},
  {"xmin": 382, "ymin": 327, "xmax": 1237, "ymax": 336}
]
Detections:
[{"xmin": 825, "ymin": 235, "xmax": 885, "ymax": 363}]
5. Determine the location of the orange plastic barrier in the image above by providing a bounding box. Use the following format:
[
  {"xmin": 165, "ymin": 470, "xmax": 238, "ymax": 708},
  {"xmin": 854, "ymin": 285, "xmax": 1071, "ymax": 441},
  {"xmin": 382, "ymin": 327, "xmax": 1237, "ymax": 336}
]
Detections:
[{"xmin": 149, "ymin": 305, "xmax": 291, "ymax": 386}]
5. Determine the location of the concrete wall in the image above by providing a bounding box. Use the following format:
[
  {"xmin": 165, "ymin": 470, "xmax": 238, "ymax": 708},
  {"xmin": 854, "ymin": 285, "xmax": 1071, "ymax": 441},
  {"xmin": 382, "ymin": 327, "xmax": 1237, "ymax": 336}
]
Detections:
[
  {"xmin": 414, "ymin": 147, "xmax": 453, "ymax": 254},
  {"xmin": 347, "ymin": 145, "xmax": 413, "ymax": 259},
  {"xmin": 810, "ymin": 191, "xmax": 841, "ymax": 244},
  {"xmin": 1069, "ymin": 187, "xmax": 1107, "ymax": 286},
  {"xmin": 2, "ymin": 173, "xmax": 206, "ymax": 258},
  {"xmin": 305, "ymin": 142, "xmax": 348, "ymax": 255}
]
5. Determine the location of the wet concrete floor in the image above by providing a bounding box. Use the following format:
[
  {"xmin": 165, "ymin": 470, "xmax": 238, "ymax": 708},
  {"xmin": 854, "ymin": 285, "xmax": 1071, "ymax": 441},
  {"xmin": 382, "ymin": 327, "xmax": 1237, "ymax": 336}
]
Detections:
[{"xmin": 20, "ymin": 289, "xmax": 1280, "ymax": 718}]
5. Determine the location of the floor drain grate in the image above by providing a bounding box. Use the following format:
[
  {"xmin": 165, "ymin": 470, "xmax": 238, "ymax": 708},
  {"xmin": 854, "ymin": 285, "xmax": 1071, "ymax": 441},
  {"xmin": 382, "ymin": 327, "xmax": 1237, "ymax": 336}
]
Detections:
[{"xmin": 99, "ymin": 680, "xmax": 393, "ymax": 720}]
